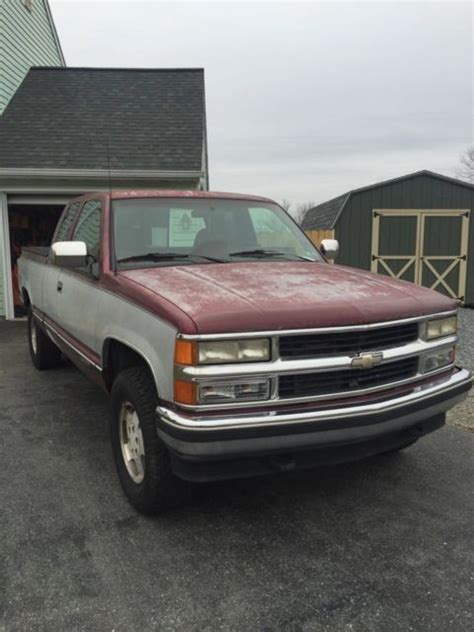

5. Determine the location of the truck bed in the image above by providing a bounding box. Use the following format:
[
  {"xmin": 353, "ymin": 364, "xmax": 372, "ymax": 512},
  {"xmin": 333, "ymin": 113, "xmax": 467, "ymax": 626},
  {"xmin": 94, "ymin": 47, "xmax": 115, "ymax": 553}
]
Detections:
[{"xmin": 22, "ymin": 246, "xmax": 50, "ymax": 259}]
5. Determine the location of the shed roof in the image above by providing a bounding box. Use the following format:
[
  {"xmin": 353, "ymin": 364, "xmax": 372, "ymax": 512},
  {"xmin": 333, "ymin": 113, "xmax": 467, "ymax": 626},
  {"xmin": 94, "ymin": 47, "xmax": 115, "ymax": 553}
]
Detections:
[
  {"xmin": 0, "ymin": 67, "xmax": 206, "ymax": 173},
  {"xmin": 302, "ymin": 170, "xmax": 474, "ymax": 230}
]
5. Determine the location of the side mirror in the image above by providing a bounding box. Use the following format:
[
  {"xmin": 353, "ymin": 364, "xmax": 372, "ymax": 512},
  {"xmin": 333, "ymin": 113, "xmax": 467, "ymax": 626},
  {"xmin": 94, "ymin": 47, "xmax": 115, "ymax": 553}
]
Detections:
[
  {"xmin": 320, "ymin": 238, "xmax": 339, "ymax": 260},
  {"xmin": 51, "ymin": 241, "xmax": 87, "ymax": 268}
]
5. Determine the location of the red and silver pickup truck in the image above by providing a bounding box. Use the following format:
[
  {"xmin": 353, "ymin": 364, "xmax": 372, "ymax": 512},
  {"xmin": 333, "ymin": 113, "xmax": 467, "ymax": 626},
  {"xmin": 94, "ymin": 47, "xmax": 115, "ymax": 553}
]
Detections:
[{"xmin": 19, "ymin": 190, "xmax": 472, "ymax": 514}]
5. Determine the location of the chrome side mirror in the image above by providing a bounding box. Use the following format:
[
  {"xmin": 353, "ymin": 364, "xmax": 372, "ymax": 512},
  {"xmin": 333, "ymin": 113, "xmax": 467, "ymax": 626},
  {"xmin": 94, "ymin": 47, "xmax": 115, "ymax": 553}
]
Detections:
[
  {"xmin": 51, "ymin": 241, "xmax": 87, "ymax": 267},
  {"xmin": 320, "ymin": 238, "xmax": 339, "ymax": 260}
]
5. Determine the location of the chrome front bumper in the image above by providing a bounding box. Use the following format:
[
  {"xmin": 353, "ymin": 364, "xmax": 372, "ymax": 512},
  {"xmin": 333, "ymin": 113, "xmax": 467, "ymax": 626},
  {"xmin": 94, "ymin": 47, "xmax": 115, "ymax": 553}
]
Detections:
[{"xmin": 156, "ymin": 368, "xmax": 472, "ymax": 459}]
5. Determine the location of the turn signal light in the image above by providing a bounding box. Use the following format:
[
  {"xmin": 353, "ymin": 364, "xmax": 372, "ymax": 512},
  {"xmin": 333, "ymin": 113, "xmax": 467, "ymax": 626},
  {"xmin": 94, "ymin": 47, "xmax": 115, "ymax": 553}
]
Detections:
[
  {"xmin": 174, "ymin": 339, "xmax": 196, "ymax": 366},
  {"xmin": 174, "ymin": 380, "xmax": 197, "ymax": 405}
]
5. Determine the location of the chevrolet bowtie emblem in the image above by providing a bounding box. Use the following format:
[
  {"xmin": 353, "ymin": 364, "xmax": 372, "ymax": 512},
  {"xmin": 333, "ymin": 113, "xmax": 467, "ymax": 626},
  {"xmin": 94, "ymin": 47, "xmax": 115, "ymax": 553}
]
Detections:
[{"xmin": 351, "ymin": 352, "xmax": 383, "ymax": 370}]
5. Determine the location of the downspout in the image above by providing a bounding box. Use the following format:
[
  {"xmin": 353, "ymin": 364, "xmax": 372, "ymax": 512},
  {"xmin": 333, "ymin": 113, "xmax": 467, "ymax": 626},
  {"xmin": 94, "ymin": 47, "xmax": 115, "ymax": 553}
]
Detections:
[{"xmin": 201, "ymin": 70, "xmax": 210, "ymax": 191}]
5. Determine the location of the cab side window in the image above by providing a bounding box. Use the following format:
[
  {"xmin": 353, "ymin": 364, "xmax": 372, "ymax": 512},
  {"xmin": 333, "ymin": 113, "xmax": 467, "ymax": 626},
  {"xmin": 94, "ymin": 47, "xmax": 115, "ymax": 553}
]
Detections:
[
  {"xmin": 72, "ymin": 200, "xmax": 102, "ymax": 276},
  {"xmin": 54, "ymin": 202, "xmax": 80, "ymax": 242}
]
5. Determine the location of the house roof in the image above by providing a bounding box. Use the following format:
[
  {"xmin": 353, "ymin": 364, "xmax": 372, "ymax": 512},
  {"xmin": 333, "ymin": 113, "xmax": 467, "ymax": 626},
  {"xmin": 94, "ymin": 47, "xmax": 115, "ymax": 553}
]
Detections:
[
  {"xmin": 0, "ymin": 67, "xmax": 206, "ymax": 174},
  {"xmin": 302, "ymin": 170, "xmax": 474, "ymax": 230}
]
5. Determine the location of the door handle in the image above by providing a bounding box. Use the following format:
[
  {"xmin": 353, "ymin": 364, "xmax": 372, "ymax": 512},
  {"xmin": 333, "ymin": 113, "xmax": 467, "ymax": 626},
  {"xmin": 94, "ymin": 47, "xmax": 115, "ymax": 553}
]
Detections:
[{"xmin": 57, "ymin": 281, "xmax": 63, "ymax": 293}]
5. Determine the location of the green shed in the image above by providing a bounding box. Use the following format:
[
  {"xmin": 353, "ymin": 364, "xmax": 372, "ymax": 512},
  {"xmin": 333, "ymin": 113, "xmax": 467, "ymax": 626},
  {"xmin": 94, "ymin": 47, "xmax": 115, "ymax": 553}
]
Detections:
[{"xmin": 302, "ymin": 171, "xmax": 474, "ymax": 306}]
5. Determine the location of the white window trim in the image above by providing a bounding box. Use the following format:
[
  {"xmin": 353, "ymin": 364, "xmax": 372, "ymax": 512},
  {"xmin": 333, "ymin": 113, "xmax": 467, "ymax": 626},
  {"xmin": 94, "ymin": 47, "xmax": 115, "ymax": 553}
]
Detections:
[{"xmin": 0, "ymin": 193, "xmax": 14, "ymax": 320}]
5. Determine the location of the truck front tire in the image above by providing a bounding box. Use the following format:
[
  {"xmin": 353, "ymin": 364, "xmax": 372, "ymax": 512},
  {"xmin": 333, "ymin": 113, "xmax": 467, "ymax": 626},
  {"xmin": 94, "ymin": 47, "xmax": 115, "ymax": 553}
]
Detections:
[
  {"xmin": 110, "ymin": 366, "xmax": 189, "ymax": 514},
  {"xmin": 27, "ymin": 308, "xmax": 62, "ymax": 370}
]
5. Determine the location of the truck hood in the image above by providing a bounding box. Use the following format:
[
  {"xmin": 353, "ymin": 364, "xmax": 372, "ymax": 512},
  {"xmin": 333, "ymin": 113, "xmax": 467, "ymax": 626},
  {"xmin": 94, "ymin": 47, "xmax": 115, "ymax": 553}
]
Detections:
[{"xmin": 118, "ymin": 261, "xmax": 455, "ymax": 334}]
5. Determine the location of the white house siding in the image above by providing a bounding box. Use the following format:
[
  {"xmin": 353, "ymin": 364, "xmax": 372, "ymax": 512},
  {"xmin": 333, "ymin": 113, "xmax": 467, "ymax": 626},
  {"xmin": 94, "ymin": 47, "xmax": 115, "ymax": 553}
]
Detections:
[{"xmin": 0, "ymin": 0, "xmax": 64, "ymax": 114}]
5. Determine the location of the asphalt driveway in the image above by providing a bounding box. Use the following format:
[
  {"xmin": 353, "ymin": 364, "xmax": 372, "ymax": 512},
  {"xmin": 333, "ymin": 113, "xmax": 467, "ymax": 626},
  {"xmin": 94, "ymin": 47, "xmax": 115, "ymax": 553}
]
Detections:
[{"xmin": 1, "ymin": 317, "xmax": 473, "ymax": 631}]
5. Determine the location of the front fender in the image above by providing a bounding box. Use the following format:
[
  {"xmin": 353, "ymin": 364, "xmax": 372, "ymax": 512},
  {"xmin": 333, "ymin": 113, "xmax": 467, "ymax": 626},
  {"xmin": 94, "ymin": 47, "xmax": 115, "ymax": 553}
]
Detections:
[{"xmin": 97, "ymin": 291, "xmax": 177, "ymax": 401}]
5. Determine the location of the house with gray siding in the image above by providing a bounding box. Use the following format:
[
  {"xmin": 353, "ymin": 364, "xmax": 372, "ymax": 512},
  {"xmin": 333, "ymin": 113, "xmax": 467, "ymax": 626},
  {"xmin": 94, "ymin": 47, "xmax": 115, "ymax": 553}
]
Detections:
[
  {"xmin": 0, "ymin": 0, "xmax": 65, "ymax": 114},
  {"xmin": 0, "ymin": 67, "xmax": 209, "ymax": 318}
]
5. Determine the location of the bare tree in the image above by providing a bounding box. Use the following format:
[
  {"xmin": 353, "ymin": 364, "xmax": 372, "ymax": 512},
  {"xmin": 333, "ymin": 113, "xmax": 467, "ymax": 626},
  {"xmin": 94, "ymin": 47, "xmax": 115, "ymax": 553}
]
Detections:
[
  {"xmin": 280, "ymin": 199, "xmax": 292, "ymax": 213},
  {"xmin": 455, "ymin": 146, "xmax": 474, "ymax": 183},
  {"xmin": 293, "ymin": 201, "xmax": 315, "ymax": 226}
]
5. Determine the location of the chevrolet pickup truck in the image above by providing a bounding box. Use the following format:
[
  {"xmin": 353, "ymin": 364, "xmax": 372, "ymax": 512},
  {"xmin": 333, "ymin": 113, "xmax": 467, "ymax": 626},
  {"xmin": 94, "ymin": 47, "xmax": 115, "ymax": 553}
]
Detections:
[{"xmin": 19, "ymin": 190, "xmax": 472, "ymax": 514}]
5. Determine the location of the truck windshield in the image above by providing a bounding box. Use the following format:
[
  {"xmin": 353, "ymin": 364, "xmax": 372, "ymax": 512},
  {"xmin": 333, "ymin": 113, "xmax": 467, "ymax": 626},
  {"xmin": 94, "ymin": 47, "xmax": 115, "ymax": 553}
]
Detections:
[{"xmin": 113, "ymin": 198, "xmax": 322, "ymax": 267}]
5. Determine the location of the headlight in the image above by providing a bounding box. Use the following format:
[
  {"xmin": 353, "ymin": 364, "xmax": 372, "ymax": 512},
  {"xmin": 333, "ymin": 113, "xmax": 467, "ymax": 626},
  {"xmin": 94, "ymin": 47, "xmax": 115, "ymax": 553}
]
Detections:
[
  {"xmin": 175, "ymin": 338, "xmax": 271, "ymax": 365},
  {"xmin": 173, "ymin": 378, "xmax": 271, "ymax": 405},
  {"xmin": 420, "ymin": 345, "xmax": 455, "ymax": 373},
  {"xmin": 198, "ymin": 379, "xmax": 271, "ymax": 404},
  {"xmin": 426, "ymin": 316, "xmax": 457, "ymax": 340}
]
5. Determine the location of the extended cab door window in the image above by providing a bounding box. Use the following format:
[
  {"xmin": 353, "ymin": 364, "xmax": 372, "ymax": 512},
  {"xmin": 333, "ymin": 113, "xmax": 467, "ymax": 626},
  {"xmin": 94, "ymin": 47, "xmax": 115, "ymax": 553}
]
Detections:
[
  {"xmin": 43, "ymin": 202, "xmax": 81, "ymax": 321},
  {"xmin": 72, "ymin": 199, "xmax": 102, "ymax": 277},
  {"xmin": 54, "ymin": 202, "xmax": 81, "ymax": 242}
]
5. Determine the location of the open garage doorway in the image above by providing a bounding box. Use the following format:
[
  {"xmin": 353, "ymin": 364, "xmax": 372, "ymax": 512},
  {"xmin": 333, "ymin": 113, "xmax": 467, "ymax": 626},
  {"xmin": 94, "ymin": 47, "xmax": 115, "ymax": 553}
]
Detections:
[{"xmin": 6, "ymin": 198, "xmax": 68, "ymax": 318}]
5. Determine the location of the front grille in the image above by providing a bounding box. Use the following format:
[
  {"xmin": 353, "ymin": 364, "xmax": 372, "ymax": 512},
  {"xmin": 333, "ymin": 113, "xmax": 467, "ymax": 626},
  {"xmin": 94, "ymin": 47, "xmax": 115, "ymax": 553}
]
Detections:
[
  {"xmin": 279, "ymin": 322, "xmax": 419, "ymax": 359},
  {"xmin": 278, "ymin": 357, "xmax": 418, "ymax": 398}
]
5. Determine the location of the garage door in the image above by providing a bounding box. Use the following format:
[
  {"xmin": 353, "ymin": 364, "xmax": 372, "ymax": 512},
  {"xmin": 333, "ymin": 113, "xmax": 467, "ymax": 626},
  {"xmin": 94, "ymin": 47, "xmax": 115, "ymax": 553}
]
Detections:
[{"xmin": 371, "ymin": 210, "xmax": 470, "ymax": 302}]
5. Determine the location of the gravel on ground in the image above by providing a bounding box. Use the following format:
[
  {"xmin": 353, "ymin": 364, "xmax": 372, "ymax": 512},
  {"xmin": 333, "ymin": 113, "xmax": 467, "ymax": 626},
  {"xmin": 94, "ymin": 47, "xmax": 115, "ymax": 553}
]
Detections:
[{"xmin": 448, "ymin": 308, "xmax": 474, "ymax": 431}]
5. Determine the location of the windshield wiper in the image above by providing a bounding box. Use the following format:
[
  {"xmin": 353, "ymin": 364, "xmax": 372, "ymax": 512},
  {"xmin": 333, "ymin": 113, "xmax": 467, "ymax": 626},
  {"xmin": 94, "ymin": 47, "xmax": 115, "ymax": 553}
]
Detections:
[
  {"xmin": 117, "ymin": 252, "xmax": 226, "ymax": 264},
  {"xmin": 229, "ymin": 249, "xmax": 315, "ymax": 261},
  {"xmin": 117, "ymin": 252, "xmax": 190, "ymax": 264},
  {"xmin": 190, "ymin": 254, "xmax": 227, "ymax": 263}
]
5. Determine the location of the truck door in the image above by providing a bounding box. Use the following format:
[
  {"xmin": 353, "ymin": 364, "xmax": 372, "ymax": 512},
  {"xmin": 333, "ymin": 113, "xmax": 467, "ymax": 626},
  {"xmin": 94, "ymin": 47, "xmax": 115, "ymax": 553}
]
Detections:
[
  {"xmin": 42, "ymin": 201, "xmax": 81, "ymax": 323},
  {"xmin": 56, "ymin": 199, "xmax": 102, "ymax": 356}
]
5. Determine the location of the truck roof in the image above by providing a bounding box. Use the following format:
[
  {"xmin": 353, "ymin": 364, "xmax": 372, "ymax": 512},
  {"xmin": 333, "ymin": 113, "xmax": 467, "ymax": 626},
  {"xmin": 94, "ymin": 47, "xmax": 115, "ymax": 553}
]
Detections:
[{"xmin": 108, "ymin": 190, "xmax": 277, "ymax": 203}]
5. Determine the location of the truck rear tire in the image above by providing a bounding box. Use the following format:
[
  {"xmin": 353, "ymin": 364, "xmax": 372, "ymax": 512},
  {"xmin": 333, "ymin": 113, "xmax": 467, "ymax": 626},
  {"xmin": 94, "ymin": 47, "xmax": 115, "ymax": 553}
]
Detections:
[
  {"xmin": 110, "ymin": 366, "xmax": 190, "ymax": 514},
  {"xmin": 27, "ymin": 308, "xmax": 62, "ymax": 370}
]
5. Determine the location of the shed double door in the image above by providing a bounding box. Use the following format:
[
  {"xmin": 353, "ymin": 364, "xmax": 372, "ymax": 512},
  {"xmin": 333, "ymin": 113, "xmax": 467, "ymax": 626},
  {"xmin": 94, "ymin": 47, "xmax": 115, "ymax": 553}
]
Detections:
[{"xmin": 371, "ymin": 210, "xmax": 470, "ymax": 302}]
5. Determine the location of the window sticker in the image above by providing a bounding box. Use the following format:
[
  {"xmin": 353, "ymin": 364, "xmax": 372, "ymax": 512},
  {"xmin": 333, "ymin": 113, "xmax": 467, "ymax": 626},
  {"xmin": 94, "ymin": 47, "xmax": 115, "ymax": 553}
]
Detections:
[{"xmin": 169, "ymin": 209, "xmax": 205, "ymax": 247}]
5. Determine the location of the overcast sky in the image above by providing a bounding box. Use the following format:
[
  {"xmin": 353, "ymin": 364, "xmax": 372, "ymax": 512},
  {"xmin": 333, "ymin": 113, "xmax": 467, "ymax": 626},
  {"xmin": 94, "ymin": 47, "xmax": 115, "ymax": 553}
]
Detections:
[{"xmin": 50, "ymin": 0, "xmax": 473, "ymax": 207}]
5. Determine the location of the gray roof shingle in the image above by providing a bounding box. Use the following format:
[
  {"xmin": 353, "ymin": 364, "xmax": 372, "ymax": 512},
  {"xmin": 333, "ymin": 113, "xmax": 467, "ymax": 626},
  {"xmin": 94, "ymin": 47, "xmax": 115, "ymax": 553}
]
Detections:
[
  {"xmin": 301, "ymin": 193, "xmax": 348, "ymax": 230},
  {"xmin": 0, "ymin": 67, "xmax": 206, "ymax": 172}
]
